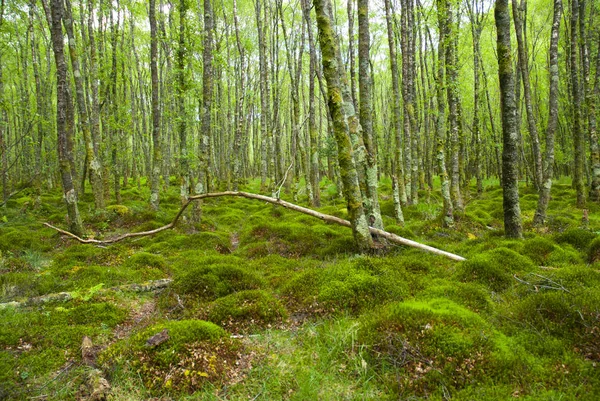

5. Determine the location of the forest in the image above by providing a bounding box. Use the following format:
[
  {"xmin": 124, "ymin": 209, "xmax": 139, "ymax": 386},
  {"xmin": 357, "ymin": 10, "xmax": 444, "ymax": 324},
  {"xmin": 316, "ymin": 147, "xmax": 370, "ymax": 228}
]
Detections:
[{"xmin": 0, "ymin": 0, "xmax": 599, "ymax": 398}]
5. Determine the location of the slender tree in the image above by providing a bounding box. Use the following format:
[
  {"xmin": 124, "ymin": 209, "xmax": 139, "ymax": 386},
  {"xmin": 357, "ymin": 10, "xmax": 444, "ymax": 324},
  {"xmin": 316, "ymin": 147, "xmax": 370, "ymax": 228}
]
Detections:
[
  {"xmin": 149, "ymin": 0, "xmax": 161, "ymax": 209},
  {"xmin": 46, "ymin": 0, "xmax": 84, "ymax": 235},
  {"xmin": 495, "ymin": 0, "xmax": 523, "ymax": 238},
  {"xmin": 533, "ymin": 0, "xmax": 562, "ymax": 225},
  {"xmin": 314, "ymin": 0, "xmax": 372, "ymax": 250},
  {"xmin": 357, "ymin": 0, "xmax": 383, "ymax": 229}
]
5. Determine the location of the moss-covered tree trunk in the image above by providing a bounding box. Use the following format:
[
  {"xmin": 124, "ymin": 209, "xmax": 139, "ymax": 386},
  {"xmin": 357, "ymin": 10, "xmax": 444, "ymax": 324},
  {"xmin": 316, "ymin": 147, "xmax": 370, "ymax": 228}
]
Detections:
[
  {"xmin": 197, "ymin": 0, "xmax": 212, "ymax": 197},
  {"xmin": 495, "ymin": 0, "xmax": 523, "ymax": 239},
  {"xmin": 570, "ymin": 0, "xmax": 585, "ymax": 207},
  {"xmin": 256, "ymin": 0, "xmax": 270, "ymax": 194},
  {"xmin": 302, "ymin": 0, "xmax": 321, "ymax": 207},
  {"xmin": 589, "ymin": 33, "xmax": 600, "ymax": 202},
  {"xmin": 442, "ymin": 0, "xmax": 463, "ymax": 213},
  {"xmin": 47, "ymin": 0, "xmax": 84, "ymax": 236},
  {"xmin": 314, "ymin": 0, "xmax": 372, "ymax": 251},
  {"xmin": 63, "ymin": 0, "xmax": 104, "ymax": 211},
  {"xmin": 176, "ymin": 0, "xmax": 189, "ymax": 205},
  {"xmin": 357, "ymin": 0, "xmax": 383, "ymax": 229},
  {"xmin": 149, "ymin": 0, "xmax": 161, "ymax": 210},
  {"xmin": 435, "ymin": 0, "xmax": 454, "ymax": 227},
  {"xmin": 533, "ymin": 0, "xmax": 561, "ymax": 225},
  {"xmin": 384, "ymin": 0, "xmax": 405, "ymax": 224},
  {"xmin": 512, "ymin": 0, "xmax": 543, "ymax": 191}
]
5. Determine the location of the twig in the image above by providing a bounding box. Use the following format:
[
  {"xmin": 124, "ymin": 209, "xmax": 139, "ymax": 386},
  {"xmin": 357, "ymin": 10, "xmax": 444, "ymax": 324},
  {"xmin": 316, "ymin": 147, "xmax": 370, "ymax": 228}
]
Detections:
[{"xmin": 275, "ymin": 161, "xmax": 294, "ymax": 199}]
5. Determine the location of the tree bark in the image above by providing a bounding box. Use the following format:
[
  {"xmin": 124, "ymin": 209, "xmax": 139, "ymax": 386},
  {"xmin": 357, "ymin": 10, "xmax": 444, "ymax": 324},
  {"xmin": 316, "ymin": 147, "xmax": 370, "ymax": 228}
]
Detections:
[
  {"xmin": 512, "ymin": 0, "xmax": 543, "ymax": 190},
  {"xmin": 384, "ymin": 0, "xmax": 406, "ymax": 223},
  {"xmin": 357, "ymin": 0, "xmax": 383, "ymax": 229},
  {"xmin": 533, "ymin": 0, "xmax": 562, "ymax": 225},
  {"xmin": 149, "ymin": 0, "xmax": 161, "ymax": 210},
  {"xmin": 495, "ymin": 0, "xmax": 523, "ymax": 238},
  {"xmin": 570, "ymin": 0, "xmax": 585, "ymax": 207},
  {"xmin": 64, "ymin": 0, "xmax": 104, "ymax": 210},
  {"xmin": 46, "ymin": 0, "xmax": 84, "ymax": 236},
  {"xmin": 314, "ymin": 0, "xmax": 372, "ymax": 250}
]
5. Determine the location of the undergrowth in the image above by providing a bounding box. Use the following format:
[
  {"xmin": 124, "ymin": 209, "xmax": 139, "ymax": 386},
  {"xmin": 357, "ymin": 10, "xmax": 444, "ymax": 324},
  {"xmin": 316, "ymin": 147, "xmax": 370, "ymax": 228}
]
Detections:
[{"xmin": 0, "ymin": 177, "xmax": 599, "ymax": 400}]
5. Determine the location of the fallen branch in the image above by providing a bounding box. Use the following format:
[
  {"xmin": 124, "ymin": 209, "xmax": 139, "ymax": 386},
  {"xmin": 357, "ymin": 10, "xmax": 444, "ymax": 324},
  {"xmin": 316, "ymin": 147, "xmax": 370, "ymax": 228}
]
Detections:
[
  {"xmin": 44, "ymin": 191, "xmax": 466, "ymax": 262},
  {"xmin": 0, "ymin": 279, "xmax": 172, "ymax": 309}
]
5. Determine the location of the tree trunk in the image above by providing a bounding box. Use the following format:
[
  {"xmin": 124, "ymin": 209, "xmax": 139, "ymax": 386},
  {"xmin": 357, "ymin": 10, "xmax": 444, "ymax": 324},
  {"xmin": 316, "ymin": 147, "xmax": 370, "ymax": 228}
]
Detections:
[
  {"xmin": 435, "ymin": 0, "xmax": 454, "ymax": 227},
  {"xmin": 384, "ymin": 0, "xmax": 406, "ymax": 223},
  {"xmin": 149, "ymin": 0, "xmax": 161, "ymax": 209},
  {"xmin": 512, "ymin": 0, "xmax": 543, "ymax": 190},
  {"xmin": 357, "ymin": 0, "xmax": 383, "ymax": 229},
  {"xmin": 177, "ymin": 0, "xmax": 189, "ymax": 205},
  {"xmin": 314, "ymin": 0, "xmax": 373, "ymax": 251},
  {"xmin": 570, "ymin": 0, "xmax": 585, "ymax": 207},
  {"xmin": 495, "ymin": 0, "xmax": 523, "ymax": 238},
  {"xmin": 47, "ymin": 0, "xmax": 84, "ymax": 236},
  {"xmin": 64, "ymin": 0, "xmax": 104, "ymax": 210},
  {"xmin": 533, "ymin": 0, "xmax": 562, "ymax": 225}
]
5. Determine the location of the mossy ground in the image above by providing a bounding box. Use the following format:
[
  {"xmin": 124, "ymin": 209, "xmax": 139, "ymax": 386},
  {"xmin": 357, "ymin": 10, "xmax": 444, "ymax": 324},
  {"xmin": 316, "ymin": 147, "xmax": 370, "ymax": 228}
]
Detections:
[{"xmin": 0, "ymin": 177, "xmax": 599, "ymax": 400}]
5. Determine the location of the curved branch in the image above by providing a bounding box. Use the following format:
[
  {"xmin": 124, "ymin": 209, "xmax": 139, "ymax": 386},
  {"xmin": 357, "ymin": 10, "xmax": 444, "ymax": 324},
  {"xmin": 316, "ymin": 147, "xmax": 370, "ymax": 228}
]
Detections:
[{"xmin": 44, "ymin": 191, "xmax": 466, "ymax": 262}]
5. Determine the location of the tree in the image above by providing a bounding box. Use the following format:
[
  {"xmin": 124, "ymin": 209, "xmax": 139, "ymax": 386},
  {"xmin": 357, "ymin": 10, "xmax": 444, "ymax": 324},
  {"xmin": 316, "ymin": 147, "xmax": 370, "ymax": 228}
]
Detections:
[
  {"xmin": 45, "ymin": 0, "xmax": 84, "ymax": 235},
  {"xmin": 357, "ymin": 0, "xmax": 383, "ymax": 229},
  {"xmin": 149, "ymin": 0, "xmax": 161, "ymax": 210},
  {"xmin": 533, "ymin": 0, "xmax": 562, "ymax": 225},
  {"xmin": 314, "ymin": 0, "xmax": 372, "ymax": 250},
  {"xmin": 495, "ymin": 0, "xmax": 523, "ymax": 238}
]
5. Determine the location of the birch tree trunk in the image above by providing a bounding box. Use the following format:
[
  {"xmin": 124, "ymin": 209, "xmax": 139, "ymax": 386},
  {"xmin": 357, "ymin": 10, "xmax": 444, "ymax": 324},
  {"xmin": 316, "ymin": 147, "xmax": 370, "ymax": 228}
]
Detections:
[
  {"xmin": 384, "ymin": 0, "xmax": 406, "ymax": 223},
  {"xmin": 314, "ymin": 0, "xmax": 373, "ymax": 251},
  {"xmin": 47, "ymin": 0, "xmax": 84, "ymax": 236},
  {"xmin": 149, "ymin": 0, "xmax": 161, "ymax": 210},
  {"xmin": 357, "ymin": 0, "xmax": 383, "ymax": 229},
  {"xmin": 495, "ymin": 0, "xmax": 523, "ymax": 238},
  {"xmin": 63, "ymin": 0, "xmax": 104, "ymax": 210},
  {"xmin": 533, "ymin": 0, "xmax": 561, "ymax": 225}
]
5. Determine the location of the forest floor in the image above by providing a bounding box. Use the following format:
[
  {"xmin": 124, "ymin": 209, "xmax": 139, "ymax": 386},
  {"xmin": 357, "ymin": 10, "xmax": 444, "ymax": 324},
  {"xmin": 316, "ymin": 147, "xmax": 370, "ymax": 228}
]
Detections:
[{"xmin": 0, "ymin": 177, "xmax": 599, "ymax": 400}]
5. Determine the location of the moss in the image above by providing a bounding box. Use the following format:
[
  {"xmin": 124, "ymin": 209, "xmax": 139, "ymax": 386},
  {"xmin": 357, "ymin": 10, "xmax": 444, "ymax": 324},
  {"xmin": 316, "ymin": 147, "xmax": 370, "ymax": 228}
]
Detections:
[
  {"xmin": 359, "ymin": 299, "xmax": 497, "ymax": 395},
  {"xmin": 588, "ymin": 237, "xmax": 600, "ymax": 264},
  {"xmin": 100, "ymin": 320, "xmax": 240, "ymax": 394},
  {"xmin": 201, "ymin": 290, "xmax": 288, "ymax": 332},
  {"xmin": 456, "ymin": 247, "xmax": 535, "ymax": 291},
  {"xmin": 522, "ymin": 237, "xmax": 558, "ymax": 265},
  {"xmin": 172, "ymin": 263, "xmax": 264, "ymax": 301},
  {"xmin": 106, "ymin": 204, "xmax": 132, "ymax": 216},
  {"xmin": 555, "ymin": 229, "xmax": 597, "ymax": 251},
  {"xmin": 418, "ymin": 280, "xmax": 493, "ymax": 312},
  {"xmin": 0, "ymin": 229, "xmax": 37, "ymax": 252},
  {"xmin": 124, "ymin": 252, "xmax": 167, "ymax": 270},
  {"xmin": 281, "ymin": 260, "xmax": 407, "ymax": 314}
]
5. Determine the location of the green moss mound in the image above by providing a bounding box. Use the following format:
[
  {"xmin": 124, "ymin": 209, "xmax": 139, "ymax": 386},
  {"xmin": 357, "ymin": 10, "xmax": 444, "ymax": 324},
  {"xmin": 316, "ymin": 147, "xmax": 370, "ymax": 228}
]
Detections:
[
  {"xmin": 201, "ymin": 290, "xmax": 288, "ymax": 332},
  {"xmin": 281, "ymin": 259, "xmax": 407, "ymax": 314},
  {"xmin": 124, "ymin": 252, "xmax": 167, "ymax": 270},
  {"xmin": 101, "ymin": 320, "xmax": 241, "ymax": 393},
  {"xmin": 456, "ymin": 247, "xmax": 535, "ymax": 291},
  {"xmin": 172, "ymin": 263, "xmax": 264, "ymax": 301},
  {"xmin": 555, "ymin": 229, "xmax": 597, "ymax": 251},
  {"xmin": 359, "ymin": 299, "xmax": 498, "ymax": 395},
  {"xmin": 588, "ymin": 237, "xmax": 600, "ymax": 264}
]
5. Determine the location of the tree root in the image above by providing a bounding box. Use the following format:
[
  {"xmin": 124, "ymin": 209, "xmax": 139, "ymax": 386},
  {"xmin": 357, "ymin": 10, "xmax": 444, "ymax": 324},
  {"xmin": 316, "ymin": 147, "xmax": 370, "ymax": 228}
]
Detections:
[{"xmin": 44, "ymin": 191, "xmax": 466, "ymax": 262}]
